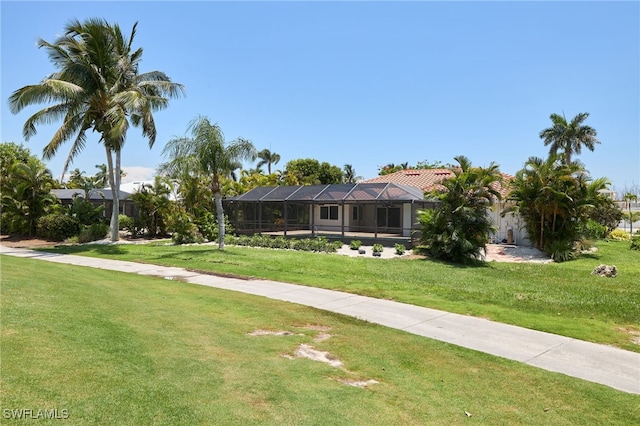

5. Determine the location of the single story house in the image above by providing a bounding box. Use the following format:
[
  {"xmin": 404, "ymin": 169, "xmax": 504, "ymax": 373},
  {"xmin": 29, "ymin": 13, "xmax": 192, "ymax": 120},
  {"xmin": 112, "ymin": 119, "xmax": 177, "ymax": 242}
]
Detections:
[
  {"xmin": 51, "ymin": 188, "xmax": 137, "ymax": 217},
  {"xmin": 224, "ymin": 183, "xmax": 438, "ymax": 245},
  {"xmin": 362, "ymin": 169, "xmax": 531, "ymax": 246}
]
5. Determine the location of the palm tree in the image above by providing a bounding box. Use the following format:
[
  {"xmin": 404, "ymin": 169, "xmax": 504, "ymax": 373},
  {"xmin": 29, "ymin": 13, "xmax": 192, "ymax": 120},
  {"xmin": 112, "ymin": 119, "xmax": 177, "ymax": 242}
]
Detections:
[
  {"xmin": 67, "ymin": 168, "xmax": 86, "ymax": 189},
  {"xmin": 93, "ymin": 164, "xmax": 108, "ymax": 188},
  {"xmin": 8, "ymin": 18, "xmax": 185, "ymax": 241},
  {"xmin": 159, "ymin": 115, "xmax": 256, "ymax": 249},
  {"xmin": 2, "ymin": 161, "xmax": 55, "ymax": 235},
  {"xmin": 623, "ymin": 193, "xmax": 639, "ymax": 235},
  {"xmin": 343, "ymin": 164, "xmax": 363, "ymax": 183},
  {"xmin": 539, "ymin": 112, "xmax": 600, "ymax": 165},
  {"xmin": 256, "ymin": 149, "xmax": 281, "ymax": 174},
  {"xmin": 419, "ymin": 155, "xmax": 502, "ymax": 263}
]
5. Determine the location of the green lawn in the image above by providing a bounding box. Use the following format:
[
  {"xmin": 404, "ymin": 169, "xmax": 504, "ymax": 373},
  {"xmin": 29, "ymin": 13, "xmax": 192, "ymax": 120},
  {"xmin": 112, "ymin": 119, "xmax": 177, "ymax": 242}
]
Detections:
[
  {"xmin": 43, "ymin": 240, "xmax": 640, "ymax": 352},
  {"xmin": 2, "ymin": 255, "xmax": 639, "ymax": 425}
]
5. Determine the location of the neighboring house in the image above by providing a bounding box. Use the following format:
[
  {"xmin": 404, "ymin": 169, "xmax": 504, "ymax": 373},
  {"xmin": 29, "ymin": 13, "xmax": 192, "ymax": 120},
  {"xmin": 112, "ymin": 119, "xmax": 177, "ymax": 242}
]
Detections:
[
  {"xmin": 51, "ymin": 188, "xmax": 137, "ymax": 217},
  {"xmin": 224, "ymin": 183, "xmax": 438, "ymax": 245},
  {"xmin": 362, "ymin": 169, "xmax": 531, "ymax": 246}
]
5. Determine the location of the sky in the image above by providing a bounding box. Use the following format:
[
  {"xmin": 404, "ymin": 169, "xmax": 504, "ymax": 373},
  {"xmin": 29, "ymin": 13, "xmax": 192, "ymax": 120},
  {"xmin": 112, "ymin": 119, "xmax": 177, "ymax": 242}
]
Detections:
[{"xmin": 1, "ymin": 1, "xmax": 639, "ymax": 193}]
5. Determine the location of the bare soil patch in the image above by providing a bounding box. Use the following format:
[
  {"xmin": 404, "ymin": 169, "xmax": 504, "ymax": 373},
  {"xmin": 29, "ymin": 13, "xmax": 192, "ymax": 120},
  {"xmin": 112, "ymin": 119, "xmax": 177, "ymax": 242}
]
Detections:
[{"xmin": 0, "ymin": 235, "xmax": 58, "ymax": 249}]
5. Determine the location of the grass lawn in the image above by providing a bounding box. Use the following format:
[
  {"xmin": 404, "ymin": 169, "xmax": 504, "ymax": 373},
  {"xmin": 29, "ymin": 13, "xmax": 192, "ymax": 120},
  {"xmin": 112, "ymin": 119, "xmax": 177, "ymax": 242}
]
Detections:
[
  {"xmin": 42, "ymin": 240, "xmax": 640, "ymax": 352},
  {"xmin": 1, "ymin": 255, "xmax": 639, "ymax": 425}
]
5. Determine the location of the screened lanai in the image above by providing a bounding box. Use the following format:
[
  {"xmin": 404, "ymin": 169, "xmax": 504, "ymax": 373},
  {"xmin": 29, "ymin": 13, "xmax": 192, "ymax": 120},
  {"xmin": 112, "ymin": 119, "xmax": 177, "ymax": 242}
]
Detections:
[{"xmin": 224, "ymin": 183, "xmax": 436, "ymax": 245}]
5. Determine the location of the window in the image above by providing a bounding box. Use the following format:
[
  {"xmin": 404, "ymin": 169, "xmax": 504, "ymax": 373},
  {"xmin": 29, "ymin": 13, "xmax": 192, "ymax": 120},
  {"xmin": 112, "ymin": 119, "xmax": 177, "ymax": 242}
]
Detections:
[
  {"xmin": 352, "ymin": 206, "xmax": 360, "ymax": 221},
  {"xmin": 320, "ymin": 205, "xmax": 338, "ymax": 220}
]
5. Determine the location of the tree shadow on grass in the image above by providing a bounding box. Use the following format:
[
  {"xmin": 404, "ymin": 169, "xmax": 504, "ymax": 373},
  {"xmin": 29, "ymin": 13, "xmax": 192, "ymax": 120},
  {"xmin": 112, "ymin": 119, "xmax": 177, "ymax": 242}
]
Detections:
[
  {"xmin": 43, "ymin": 245, "xmax": 126, "ymax": 256},
  {"xmin": 415, "ymin": 254, "xmax": 491, "ymax": 269}
]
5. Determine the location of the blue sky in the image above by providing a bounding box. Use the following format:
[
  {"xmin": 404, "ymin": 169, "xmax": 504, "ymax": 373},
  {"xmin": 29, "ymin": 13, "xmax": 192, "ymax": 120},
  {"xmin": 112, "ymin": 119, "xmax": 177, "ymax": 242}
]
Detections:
[{"xmin": 2, "ymin": 1, "xmax": 638, "ymax": 193}]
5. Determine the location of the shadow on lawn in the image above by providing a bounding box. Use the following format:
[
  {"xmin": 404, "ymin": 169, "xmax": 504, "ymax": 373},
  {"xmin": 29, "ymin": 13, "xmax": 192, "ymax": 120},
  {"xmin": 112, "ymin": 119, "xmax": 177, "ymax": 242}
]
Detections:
[{"xmin": 44, "ymin": 245, "xmax": 126, "ymax": 256}]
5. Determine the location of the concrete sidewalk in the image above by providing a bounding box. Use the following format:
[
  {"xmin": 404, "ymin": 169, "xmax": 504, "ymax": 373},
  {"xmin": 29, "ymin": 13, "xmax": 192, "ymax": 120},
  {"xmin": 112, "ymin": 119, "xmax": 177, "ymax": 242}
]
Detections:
[{"xmin": 1, "ymin": 245, "xmax": 639, "ymax": 395}]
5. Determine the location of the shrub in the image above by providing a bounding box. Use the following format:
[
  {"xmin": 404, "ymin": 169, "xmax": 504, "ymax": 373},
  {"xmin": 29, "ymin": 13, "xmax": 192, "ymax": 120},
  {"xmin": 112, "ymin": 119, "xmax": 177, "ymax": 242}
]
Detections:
[
  {"xmin": 169, "ymin": 210, "xmax": 202, "ymax": 245},
  {"xmin": 372, "ymin": 244, "xmax": 384, "ymax": 253},
  {"xmin": 610, "ymin": 229, "xmax": 631, "ymax": 241},
  {"xmin": 77, "ymin": 223, "xmax": 109, "ymax": 243},
  {"xmin": 349, "ymin": 240, "xmax": 362, "ymax": 250},
  {"xmin": 36, "ymin": 214, "xmax": 81, "ymax": 241},
  {"xmin": 630, "ymin": 236, "xmax": 640, "ymax": 251},
  {"xmin": 394, "ymin": 243, "xmax": 406, "ymax": 255},
  {"xmin": 119, "ymin": 214, "xmax": 132, "ymax": 231},
  {"xmin": 578, "ymin": 220, "xmax": 607, "ymax": 241},
  {"xmin": 545, "ymin": 239, "xmax": 577, "ymax": 263}
]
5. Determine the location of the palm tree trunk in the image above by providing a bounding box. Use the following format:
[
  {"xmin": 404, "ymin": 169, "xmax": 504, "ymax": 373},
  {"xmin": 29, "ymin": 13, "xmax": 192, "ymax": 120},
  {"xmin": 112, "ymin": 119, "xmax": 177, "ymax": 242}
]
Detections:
[
  {"xmin": 212, "ymin": 175, "xmax": 225, "ymax": 249},
  {"xmin": 539, "ymin": 212, "xmax": 545, "ymax": 250},
  {"xmin": 105, "ymin": 146, "xmax": 119, "ymax": 242}
]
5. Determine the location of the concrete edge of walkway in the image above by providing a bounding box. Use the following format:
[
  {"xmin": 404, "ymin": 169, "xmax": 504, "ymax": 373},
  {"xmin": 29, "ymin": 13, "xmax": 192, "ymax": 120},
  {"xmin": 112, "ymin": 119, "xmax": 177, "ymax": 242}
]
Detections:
[{"xmin": 1, "ymin": 245, "xmax": 639, "ymax": 395}]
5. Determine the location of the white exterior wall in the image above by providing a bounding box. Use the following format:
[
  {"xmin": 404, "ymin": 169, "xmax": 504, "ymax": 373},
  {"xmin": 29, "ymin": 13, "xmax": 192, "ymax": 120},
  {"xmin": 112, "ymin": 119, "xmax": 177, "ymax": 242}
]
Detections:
[
  {"xmin": 489, "ymin": 203, "xmax": 531, "ymax": 246},
  {"xmin": 312, "ymin": 204, "xmax": 347, "ymax": 231}
]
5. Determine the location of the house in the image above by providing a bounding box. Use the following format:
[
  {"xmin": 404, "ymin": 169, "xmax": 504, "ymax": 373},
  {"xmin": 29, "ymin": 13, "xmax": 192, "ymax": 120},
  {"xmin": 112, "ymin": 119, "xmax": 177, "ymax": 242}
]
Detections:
[
  {"xmin": 224, "ymin": 183, "xmax": 438, "ymax": 246},
  {"xmin": 362, "ymin": 169, "xmax": 531, "ymax": 246},
  {"xmin": 51, "ymin": 188, "xmax": 137, "ymax": 217}
]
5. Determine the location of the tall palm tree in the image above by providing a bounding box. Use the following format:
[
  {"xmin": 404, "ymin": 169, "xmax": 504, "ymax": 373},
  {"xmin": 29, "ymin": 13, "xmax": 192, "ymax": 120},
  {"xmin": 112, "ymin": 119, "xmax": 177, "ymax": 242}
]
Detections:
[
  {"xmin": 256, "ymin": 149, "xmax": 281, "ymax": 174},
  {"xmin": 8, "ymin": 18, "xmax": 185, "ymax": 241},
  {"xmin": 539, "ymin": 112, "xmax": 600, "ymax": 165},
  {"xmin": 159, "ymin": 115, "xmax": 256, "ymax": 249}
]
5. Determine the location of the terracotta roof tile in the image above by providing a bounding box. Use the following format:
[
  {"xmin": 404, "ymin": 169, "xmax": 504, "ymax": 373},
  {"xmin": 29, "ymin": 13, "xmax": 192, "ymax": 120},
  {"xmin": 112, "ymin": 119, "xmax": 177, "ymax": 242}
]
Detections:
[{"xmin": 362, "ymin": 169, "xmax": 513, "ymax": 199}]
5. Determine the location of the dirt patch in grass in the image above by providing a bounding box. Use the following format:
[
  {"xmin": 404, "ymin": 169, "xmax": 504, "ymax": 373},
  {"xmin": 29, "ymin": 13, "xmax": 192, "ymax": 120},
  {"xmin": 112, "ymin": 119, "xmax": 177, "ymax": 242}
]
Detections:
[
  {"xmin": 247, "ymin": 329, "xmax": 297, "ymax": 336},
  {"xmin": 289, "ymin": 343, "xmax": 343, "ymax": 368},
  {"xmin": 616, "ymin": 327, "xmax": 640, "ymax": 345},
  {"xmin": 338, "ymin": 378, "xmax": 380, "ymax": 388}
]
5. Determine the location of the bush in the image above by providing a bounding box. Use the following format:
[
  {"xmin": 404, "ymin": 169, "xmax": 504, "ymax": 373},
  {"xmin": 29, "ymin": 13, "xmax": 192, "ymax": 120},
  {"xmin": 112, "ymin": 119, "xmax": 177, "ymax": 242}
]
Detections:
[
  {"xmin": 610, "ymin": 229, "xmax": 631, "ymax": 241},
  {"xmin": 545, "ymin": 239, "xmax": 577, "ymax": 263},
  {"xmin": 77, "ymin": 223, "xmax": 109, "ymax": 243},
  {"xmin": 372, "ymin": 243, "xmax": 384, "ymax": 253},
  {"xmin": 630, "ymin": 236, "xmax": 640, "ymax": 251},
  {"xmin": 36, "ymin": 214, "xmax": 81, "ymax": 241},
  {"xmin": 119, "ymin": 214, "xmax": 133, "ymax": 231},
  {"xmin": 579, "ymin": 220, "xmax": 607, "ymax": 240},
  {"xmin": 349, "ymin": 240, "xmax": 362, "ymax": 250},
  {"xmin": 169, "ymin": 210, "xmax": 203, "ymax": 245},
  {"xmin": 394, "ymin": 243, "xmax": 406, "ymax": 255}
]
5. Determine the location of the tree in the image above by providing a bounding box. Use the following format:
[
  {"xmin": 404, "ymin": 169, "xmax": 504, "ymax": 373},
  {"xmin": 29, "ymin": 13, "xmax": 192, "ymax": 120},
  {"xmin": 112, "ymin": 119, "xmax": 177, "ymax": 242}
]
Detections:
[
  {"xmin": 343, "ymin": 164, "xmax": 363, "ymax": 183},
  {"xmin": 285, "ymin": 158, "xmax": 343, "ymax": 185},
  {"xmin": 67, "ymin": 168, "xmax": 86, "ymax": 189},
  {"xmin": 159, "ymin": 115, "xmax": 256, "ymax": 249},
  {"xmin": 93, "ymin": 164, "xmax": 108, "ymax": 188},
  {"xmin": 256, "ymin": 149, "xmax": 280, "ymax": 174},
  {"xmin": 418, "ymin": 156, "xmax": 502, "ymax": 263},
  {"xmin": 507, "ymin": 154, "xmax": 614, "ymax": 260},
  {"xmin": 539, "ymin": 112, "xmax": 600, "ymax": 165},
  {"xmin": 2, "ymin": 160, "xmax": 56, "ymax": 235},
  {"xmin": 8, "ymin": 18, "xmax": 184, "ymax": 242},
  {"xmin": 623, "ymin": 193, "xmax": 639, "ymax": 235},
  {"xmin": 1, "ymin": 142, "xmax": 33, "ymax": 195},
  {"xmin": 130, "ymin": 176, "xmax": 173, "ymax": 237}
]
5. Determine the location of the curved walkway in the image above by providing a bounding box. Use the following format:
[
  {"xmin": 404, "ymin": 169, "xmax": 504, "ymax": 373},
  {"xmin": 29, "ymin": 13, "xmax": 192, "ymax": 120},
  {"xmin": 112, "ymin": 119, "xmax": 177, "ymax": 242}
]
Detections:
[{"xmin": 1, "ymin": 245, "xmax": 638, "ymax": 395}]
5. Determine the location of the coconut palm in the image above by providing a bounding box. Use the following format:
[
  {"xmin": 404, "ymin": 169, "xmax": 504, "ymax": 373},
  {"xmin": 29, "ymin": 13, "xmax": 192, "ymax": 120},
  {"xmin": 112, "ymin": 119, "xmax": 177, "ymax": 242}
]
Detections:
[
  {"xmin": 159, "ymin": 115, "xmax": 256, "ymax": 249},
  {"xmin": 256, "ymin": 149, "xmax": 281, "ymax": 174},
  {"xmin": 539, "ymin": 112, "xmax": 600, "ymax": 165},
  {"xmin": 8, "ymin": 18, "xmax": 184, "ymax": 241}
]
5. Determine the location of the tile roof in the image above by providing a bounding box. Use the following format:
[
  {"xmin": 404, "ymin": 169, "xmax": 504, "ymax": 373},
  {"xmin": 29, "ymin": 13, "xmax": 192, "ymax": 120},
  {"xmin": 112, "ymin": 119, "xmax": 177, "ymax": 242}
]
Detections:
[{"xmin": 362, "ymin": 169, "xmax": 514, "ymax": 199}]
